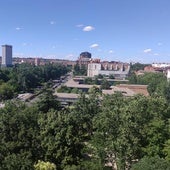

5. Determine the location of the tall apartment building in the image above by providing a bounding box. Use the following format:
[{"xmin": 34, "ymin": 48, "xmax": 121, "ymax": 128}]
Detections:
[{"xmin": 1, "ymin": 45, "xmax": 12, "ymax": 67}]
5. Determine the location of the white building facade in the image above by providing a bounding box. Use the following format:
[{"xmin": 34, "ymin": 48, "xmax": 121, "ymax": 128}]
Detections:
[
  {"xmin": 87, "ymin": 62, "xmax": 130, "ymax": 79},
  {"xmin": 87, "ymin": 63, "xmax": 101, "ymax": 77},
  {"xmin": 152, "ymin": 63, "xmax": 170, "ymax": 68},
  {"xmin": 167, "ymin": 69, "xmax": 170, "ymax": 81}
]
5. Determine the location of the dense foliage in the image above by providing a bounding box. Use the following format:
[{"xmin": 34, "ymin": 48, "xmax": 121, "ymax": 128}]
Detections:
[
  {"xmin": 73, "ymin": 64, "xmax": 87, "ymax": 76},
  {"xmin": 0, "ymin": 63, "xmax": 69, "ymax": 101},
  {"xmin": 83, "ymin": 77, "xmax": 111, "ymax": 90},
  {"xmin": 0, "ymin": 90, "xmax": 170, "ymax": 169},
  {"xmin": 57, "ymin": 85, "xmax": 81, "ymax": 94},
  {"xmin": 128, "ymin": 69, "xmax": 170, "ymax": 100},
  {"xmin": 1, "ymin": 63, "xmax": 170, "ymax": 169},
  {"xmin": 131, "ymin": 156, "xmax": 170, "ymax": 170},
  {"xmin": 34, "ymin": 160, "xmax": 56, "ymax": 170},
  {"xmin": 129, "ymin": 63, "xmax": 150, "ymax": 72}
]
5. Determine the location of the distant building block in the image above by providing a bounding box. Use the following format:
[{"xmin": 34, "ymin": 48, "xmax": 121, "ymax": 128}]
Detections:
[{"xmin": 1, "ymin": 45, "xmax": 12, "ymax": 67}]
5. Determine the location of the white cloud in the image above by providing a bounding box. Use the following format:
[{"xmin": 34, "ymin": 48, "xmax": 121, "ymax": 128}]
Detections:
[
  {"xmin": 90, "ymin": 43, "xmax": 99, "ymax": 48},
  {"xmin": 143, "ymin": 48, "xmax": 152, "ymax": 53},
  {"xmin": 109, "ymin": 50, "xmax": 114, "ymax": 54},
  {"xmin": 50, "ymin": 21, "xmax": 56, "ymax": 25},
  {"xmin": 16, "ymin": 27, "xmax": 23, "ymax": 31},
  {"xmin": 83, "ymin": 26, "xmax": 95, "ymax": 32},
  {"xmin": 76, "ymin": 24, "xmax": 84, "ymax": 28}
]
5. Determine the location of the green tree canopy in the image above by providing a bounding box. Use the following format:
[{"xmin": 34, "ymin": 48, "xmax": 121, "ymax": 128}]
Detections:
[
  {"xmin": 131, "ymin": 156, "xmax": 170, "ymax": 170},
  {"xmin": 0, "ymin": 101, "xmax": 41, "ymax": 169}
]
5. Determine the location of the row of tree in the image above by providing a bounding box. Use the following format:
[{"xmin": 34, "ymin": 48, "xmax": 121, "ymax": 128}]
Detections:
[
  {"xmin": 83, "ymin": 77, "xmax": 111, "ymax": 89},
  {"xmin": 0, "ymin": 90, "xmax": 170, "ymax": 169},
  {"xmin": 73, "ymin": 64, "xmax": 87, "ymax": 76},
  {"xmin": 57, "ymin": 85, "xmax": 82, "ymax": 94},
  {"xmin": 128, "ymin": 63, "xmax": 170, "ymax": 103},
  {"xmin": 0, "ymin": 63, "xmax": 70, "ymax": 101}
]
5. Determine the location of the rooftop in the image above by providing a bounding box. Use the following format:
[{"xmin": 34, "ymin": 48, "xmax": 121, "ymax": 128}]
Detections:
[{"xmin": 64, "ymin": 79, "xmax": 100, "ymax": 89}]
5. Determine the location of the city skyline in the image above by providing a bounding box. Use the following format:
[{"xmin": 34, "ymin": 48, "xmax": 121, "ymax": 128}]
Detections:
[{"xmin": 0, "ymin": 0, "xmax": 170, "ymax": 63}]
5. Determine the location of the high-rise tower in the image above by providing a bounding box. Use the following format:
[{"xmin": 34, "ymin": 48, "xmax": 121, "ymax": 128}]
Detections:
[
  {"xmin": 78, "ymin": 51, "xmax": 91, "ymax": 67},
  {"xmin": 1, "ymin": 45, "xmax": 12, "ymax": 67}
]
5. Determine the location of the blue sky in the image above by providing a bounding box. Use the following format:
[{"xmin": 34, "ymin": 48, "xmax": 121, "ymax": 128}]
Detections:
[{"xmin": 0, "ymin": 0, "xmax": 170, "ymax": 63}]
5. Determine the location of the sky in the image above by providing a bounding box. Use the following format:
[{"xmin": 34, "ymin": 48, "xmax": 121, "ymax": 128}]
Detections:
[{"xmin": 0, "ymin": 0, "xmax": 170, "ymax": 63}]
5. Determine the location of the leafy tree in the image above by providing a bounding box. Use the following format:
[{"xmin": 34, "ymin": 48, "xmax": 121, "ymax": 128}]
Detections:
[
  {"xmin": 92, "ymin": 93, "xmax": 126, "ymax": 169},
  {"xmin": 73, "ymin": 64, "xmax": 80, "ymax": 76},
  {"xmin": 1, "ymin": 153, "xmax": 33, "ymax": 170},
  {"xmin": 163, "ymin": 139, "xmax": 170, "ymax": 161},
  {"xmin": 71, "ymin": 88, "xmax": 81, "ymax": 94},
  {"xmin": 131, "ymin": 156, "xmax": 170, "ymax": 170},
  {"xmin": 84, "ymin": 77, "xmax": 93, "ymax": 85},
  {"xmin": 142, "ymin": 96, "xmax": 170, "ymax": 157},
  {"xmin": 38, "ymin": 109, "xmax": 84, "ymax": 169},
  {"xmin": 162, "ymin": 82, "xmax": 170, "ymax": 102},
  {"xmin": 129, "ymin": 72, "xmax": 167, "ymax": 95},
  {"xmin": 94, "ymin": 76, "xmax": 100, "ymax": 85},
  {"xmin": 100, "ymin": 78, "xmax": 110, "ymax": 89},
  {"xmin": 97, "ymin": 74, "xmax": 104, "ymax": 79},
  {"xmin": 109, "ymin": 74, "xmax": 115, "ymax": 79},
  {"xmin": 0, "ymin": 101, "xmax": 41, "ymax": 169},
  {"xmin": 0, "ymin": 63, "xmax": 69, "ymax": 94},
  {"xmin": 0, "ymin": 82, "xmax": 14, "ymax": 101},
  {"xmin": 80, "ymin": 65, "xmax": 87, "ymax": 76},
  {"xmin": 37, "ymin": 89, "xmax": 61, "ymax": 113},
  {"xmin": 72, "ymin": 93, "xmax": 100, "ymax": 139},
  {"xmin": 91, "ymin": 94, "xmax": 170, "ymax": 170},
  {"xmin": 128, "ymin": 72, "xmax": 137, "ymax": 84},
  {"xmin": 129, "ymin": 63, "xmax": 150, "ymax": 72},
  {"xmin": 0, "ymin": 69, "xmax": 9, "ymax": 82},
  {"xmin": 57, "ymin": 85, "xmax": 71, "ymax": 93},
  {"xmin": 73, "ymin": 64, "xmax": 87, "ymax": 76},
  {"xmin": 34, "ymin": 160, "xmax": 56, "ymax": 170},
  {"xmin": 88, "ymin": 86, "xmax": 101, "ymax": 95}
]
